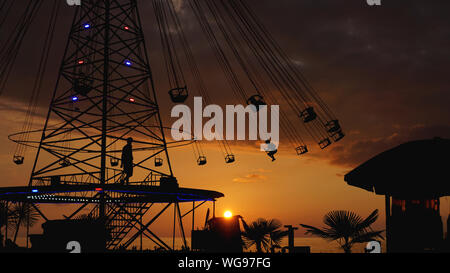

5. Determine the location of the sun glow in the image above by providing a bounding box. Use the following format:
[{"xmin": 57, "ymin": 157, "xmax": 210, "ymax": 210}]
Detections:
[{"xmin": 224, "ymin": 210, "xmax": 233, "ymax": 218}]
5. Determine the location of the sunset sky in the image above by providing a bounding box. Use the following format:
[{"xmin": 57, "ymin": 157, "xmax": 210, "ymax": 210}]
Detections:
[{"xmin": 1, "ymin": 0, "xmax": 450, "ymax": 249}]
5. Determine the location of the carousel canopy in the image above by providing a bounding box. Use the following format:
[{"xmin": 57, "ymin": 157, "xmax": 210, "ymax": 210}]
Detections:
[{"xmin": 344, "ymin": 137, "xmax": 450, "ymax": 199}]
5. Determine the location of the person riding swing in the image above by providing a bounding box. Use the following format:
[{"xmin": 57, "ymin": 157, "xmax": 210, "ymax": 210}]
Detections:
[
  {"xmin": 121, "ymin": 137, "xmax": 134, "ymax": 185},
  {"xmin": 264, "ymin": 139, "xmax": 277, "ymax": 162}
]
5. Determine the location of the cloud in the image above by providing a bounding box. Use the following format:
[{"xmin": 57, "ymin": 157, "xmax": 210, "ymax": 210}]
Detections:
[
  {"xmin": 325, "ymin": 124, "xmax": 450, "ymax": 168},
  {"xmin": 233, "ymin": 168, "xmax": 270, "ymax": 183}
]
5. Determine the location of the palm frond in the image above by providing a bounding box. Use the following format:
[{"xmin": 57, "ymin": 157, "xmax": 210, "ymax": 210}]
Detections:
[
  {"xmin": 9, "ymin": 203, "xmax": 40, "ymax": 227},
  {"xmin": 302, "ymin": 209, "xmax": 383, "ymax": 253},
  {"xmin": 300, "ymin": 224, "xmax": 333, "ymax": 239},
  {"xmin": 270, "ymin": 230, "xmax": 289, "ymax": 246},
  {"xmin": 351, "ymin": 230, "xmax": 384, "ymax": 244},
  {"xmin": 357, "ymin": 209, "xmax": 379, "ymax": 230},
  {"xmin": 242, "ymin": 218, "xmax": 285, "ymax": 252}
]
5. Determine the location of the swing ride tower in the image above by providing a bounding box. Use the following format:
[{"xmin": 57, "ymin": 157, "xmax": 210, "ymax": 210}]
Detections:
[
  {"xmin": 1, "ymin": 0, "xmax": 346, "ymax": 252},
  {"xmin": 1, "ymin": 0, "xmax": 223, "ymax": 251}
]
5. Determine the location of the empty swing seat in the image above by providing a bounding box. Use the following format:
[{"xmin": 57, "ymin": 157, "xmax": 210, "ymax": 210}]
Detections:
[
  {"xmin": 110, "ymin": 158, "xmax": 119, "ymax": 167},
  {"xmin": 169, "ymin": 87, "xmax": 188, "ymax": 103},
  {"xmin": 197, "ymin": 156, "xmax": 207, "ymax": 166},
  {"xmin": 13, "ymin": 155, "xmax": 24, "ymax": 165},
  {"xmin": 225, "ymin": 154, "xmax": 235, "ymax": 164},
  {"xmin": 246, "ymin": 94, "xmax": 266, "ymax": 112},
  {"xmin": 155, "ymin": 157, "xmax": 163, "ymax": 167},
  {"xmin": 295, "ymin": 145, "xmax": 308, "ymax": 155},
  {"xmin": 331, "ymin": 130, "xmax": 345, "ymax": 142},
  {"xmin": 326, "ymin": 120, "xmax": 341, "ymax": 134},
  {"xmin": 300, "ymin": 107, "xmax": 317, "ymax": 123},
  {"xmin": 318, "ymin": 138, "xmax": 332, "ymax": 149},
  {"xmin": 74, "ymin": 76, "xmax": 93, "ymax": 96}
]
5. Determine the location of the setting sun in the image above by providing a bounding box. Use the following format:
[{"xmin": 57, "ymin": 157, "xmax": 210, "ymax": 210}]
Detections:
[{"xmin": 224, "ymin": 211, "xmax": 233, "ymax": 218}]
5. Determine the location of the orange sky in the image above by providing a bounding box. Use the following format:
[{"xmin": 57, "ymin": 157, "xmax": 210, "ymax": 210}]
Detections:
[
  {"xmin": 1, "ymin": 0, "xmax": 450, "ymax": 251},
  {"xmin": 3, "ymin": 98, "xmax": 448, "ymax": 246}
]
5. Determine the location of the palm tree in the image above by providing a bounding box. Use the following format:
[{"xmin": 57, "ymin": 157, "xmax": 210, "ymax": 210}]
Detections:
[
  {"xmin": 300, "ymin": 209, "xmax": 384, "ymax": 253},
  {"xmin": 9, "ymin": 203, "xmax": 40, "ymax": 244},
  {"xmin": 241, "ymin": 218, "xmax": 288, "ymax": 253},
  {"xmin": 269, "ymin": 229, "xmax": 289, "ymax": 253},
  {"xmin": 75, "ymin": 214, "xmax": 98, "ymax": 221},
  {"xmin": 0, "ymin": 201, "xmax": 9, "ymax": 247},
  {"xmin": 0, "ymin": 201, "xmax": 17, "ymax": 246}
]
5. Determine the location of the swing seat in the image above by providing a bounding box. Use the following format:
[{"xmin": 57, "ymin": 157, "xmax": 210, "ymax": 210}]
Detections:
[
  {"xmin": 110, "ymin": 158, "xmax": 119, "ymax": 167},
  {"xmin": 331, "ymin": 130, "xmax": 345, "ymax": 142},
  {"xmin": 300, "ymin": 107, "xmax": 317, "ymax": 123},
  {"xmin": 326, "ymin": 120, "xmax": 341, "ymax": 134},
  {"xmin": 225, "ymin": 154, "xmax": 235, "ymax": 164},
  {"xmin": 318, "ymin": 138, "xmax": 332, "ymax": 149},
  {"xmin": 295, "ymin": 145, "xmax": 308, "ymax": 155},
  {"xmin": 155, "ymin": 158, "xmax": 163, "ymax": 167},
  {"xmin": 13, "ymin": 155, "xmax": 24, "ymax": 165},
  {"xmin": 197, "ymin": 156, "xmax": 207, "ymax": 166},
  {"xmin": 247, "ymin": 94, "xmax": 266, "ymax": 112},
  {"xmin": 169, "ymin": 87, "xmax": 188, "ymax": 103}
]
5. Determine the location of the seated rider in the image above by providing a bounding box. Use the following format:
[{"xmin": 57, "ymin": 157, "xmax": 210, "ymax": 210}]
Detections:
[{"xmin": 264, "ymin": 139, "xmax": 277, "ymax": 162}]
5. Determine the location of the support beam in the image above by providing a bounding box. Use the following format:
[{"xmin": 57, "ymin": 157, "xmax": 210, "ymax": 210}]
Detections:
[
  {"xmin": 32, "ymin": 203, "xmax": 48, "ymax": 221},
  {"xmin": 65, "ymin": 193, "xmax": 100, "ymax": 219},
  {"xmin": 99, "ymin": 0, "xmax": 111, "ymax": 220},
  {"xmin": 108, "ymin": 203, "xmax": 171, "ymax": 250},
  {"xmin": 192, "ymin": 201, "xmax": 195, "ymax": 232},
  {"xmin": 385, "ymin": 195, "xmax": 391, "ymax": 253},
  {"xmin": 122, "ymin": 202, "xmax": 172, "ymax": 249},
  {"xmin": 182, "ymin": 200, "xmax": 206, "ymax": 218},
  {"xmin": 176, "ymin": 202, "xmax": 187, "ymax": 249}
]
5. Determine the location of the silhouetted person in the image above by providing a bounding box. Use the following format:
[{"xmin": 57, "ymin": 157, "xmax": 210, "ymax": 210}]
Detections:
[
  {"xmin": 121, "ymin": 137, "xmax": 133, "ymax": 185},
  {"xmin": 264, "ymin": 139, "xmax": 277, "ymax": 161}
]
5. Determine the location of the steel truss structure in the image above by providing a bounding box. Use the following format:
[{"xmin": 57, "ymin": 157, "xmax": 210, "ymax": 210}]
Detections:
[
  {"xmin": 0, "ymin": 184, "xmax": 223, "ymax": 250},
  {"xmin": 1, "ymin": 0, "xmax": 223, "ymax": 251}
]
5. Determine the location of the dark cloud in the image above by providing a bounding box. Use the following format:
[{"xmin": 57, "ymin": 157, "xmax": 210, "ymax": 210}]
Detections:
[
  {"xmin": 1, "ymin": 0, "xmax": 449, "ymax": 167},
  {"xmin": 325, "ymin": 124, "xmax": 450, "ymax": 168}
]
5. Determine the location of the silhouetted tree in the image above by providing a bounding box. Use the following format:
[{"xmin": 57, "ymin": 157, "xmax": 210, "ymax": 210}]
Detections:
[
  {"xmin": 0, "ymin": 202, "xmax": 7, "ymax": 229},
  {"xmin": 300, "ymin": 209, "xmax": 384, "ymax": 253},
  {"xmin": 75, "ymin": 214, "xmax": 97, "ymax": 221},
  {"xmin": 269, "ymin": 229, "xmax": 289, "ymax": 251},
  {"xmin": 9, "ymin": 203, "xmax": 40, "ymax": 243},
  {"xmin": 241, "ymin": 218, "xmax": 288, "ymax": 252},
  {"xmin": 0, "ymin": 202, "xmax": 8, "ymax": 247},
  {"xmin": 0, "ymin": 201, "xmax": 16, "ymax": 247}
]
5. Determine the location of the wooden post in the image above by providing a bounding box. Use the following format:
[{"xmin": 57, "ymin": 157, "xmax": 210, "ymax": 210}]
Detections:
[
  {"xmin": 4, "ymin": 201, "xmax": 8, "ymax": 246},
  {"xmin": 192, "ymin": 201, "xmax": 195, "ymax": 231},
  {"xmin": 385, "ymin": 195, "xmax": 391, "ymax": 253}
]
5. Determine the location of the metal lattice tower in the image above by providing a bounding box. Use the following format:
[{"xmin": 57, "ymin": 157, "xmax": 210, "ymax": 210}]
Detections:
[
  {"xmin": 31, "ymin": 1, "xmax": 171, "ymax": 190},
  {"xmin": 28, "ymin": 0, "xmax": 179, "ymax": 248}
]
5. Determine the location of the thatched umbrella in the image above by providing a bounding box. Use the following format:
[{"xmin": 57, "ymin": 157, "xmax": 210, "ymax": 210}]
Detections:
[
  {"xmin": 345, "ymin": 137, "xmax": 450, "ymax": 198},
  {"xmin": 344, "ymin": 137, "xmax": 450, "ymax": 251}
]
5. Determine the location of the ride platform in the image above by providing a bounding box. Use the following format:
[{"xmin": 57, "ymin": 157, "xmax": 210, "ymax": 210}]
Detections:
[{"xmin": 0, "ymin": 184, "xmax": 224, "ymax": 204}]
